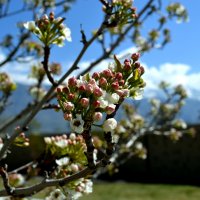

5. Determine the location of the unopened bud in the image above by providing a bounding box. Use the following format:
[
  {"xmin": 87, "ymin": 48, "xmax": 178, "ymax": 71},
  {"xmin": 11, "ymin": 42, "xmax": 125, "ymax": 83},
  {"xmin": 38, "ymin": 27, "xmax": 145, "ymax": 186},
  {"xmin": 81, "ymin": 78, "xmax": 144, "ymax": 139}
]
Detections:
[
  {"xmin": 80, "ymin": 98, "xmax": 89, "ymax": 107},
  {"xmin": 131, "ymin": 52, "xmax": 140, "ymax": 61},
  {"xmin": 93, "ymin": 112, "xmax": 103, "ymax": 121}
]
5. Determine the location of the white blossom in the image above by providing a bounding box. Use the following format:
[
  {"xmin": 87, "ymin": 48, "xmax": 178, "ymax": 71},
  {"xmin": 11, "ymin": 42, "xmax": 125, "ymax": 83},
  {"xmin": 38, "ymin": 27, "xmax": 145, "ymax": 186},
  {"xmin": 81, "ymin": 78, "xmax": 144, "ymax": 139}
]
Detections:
[
  {"xmin": 54, "ymin": 139, "xmax": 68, "ymax": 148},
  {"xmin": 106, "ymin": 93, "xmax": 120, "ymax": 104},
  {"xmin": 69, "ymin": 133, "xmax": 76, "ymax": 140},
  {"xmin": 45, "ymin": 189, "xmax": 66, "ymax": 200},
  {"xmin": 135, "ymin": 142, "xmax": 143, "ymax": 150},
  {"xmin": 23, "ymin": 21, "xmax": 36, "ymax": 31},
  {"xmin": 133, "ymin": 88, "xmax": 144, "ymax": 100},
  {"xmin": 70, "ymin": 114, "xmax": 84, "ymax": 134},
  {"xmin": 99, "ymin": 98, "xmax": 108, "ymax": 109},
  {"xmin": 84, "ymin": 180, "xmax": 93, "ymax": 194},
  {"xmin": 44, "ymin": 137, "xmax": 52, "ymax": 144},
  {"xmin": 30, "ymin": 87, "xmax": 46, "ymax": 101},
  {"xmin": 103, "ymin": 118, "xmax": 117, "ymax": 132},
  {"xmin": 62, "ymin": 26, "xmax": 72, "ymax": 42},
  {"xmin": 56, "ymin": 157, "xmax": 70, "ymax": 166},
  {"xmin": 116, "ymin": 124, "xmax": 126, "ymax": 133}
]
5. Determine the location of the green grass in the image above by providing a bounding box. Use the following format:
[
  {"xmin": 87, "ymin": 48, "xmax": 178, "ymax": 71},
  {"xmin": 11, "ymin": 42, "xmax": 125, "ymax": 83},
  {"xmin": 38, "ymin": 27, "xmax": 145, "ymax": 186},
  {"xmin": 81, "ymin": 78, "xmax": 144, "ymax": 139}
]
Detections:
[{"xmin": 80, "ymin": 182, "xmax": 200, "ymax": 200}]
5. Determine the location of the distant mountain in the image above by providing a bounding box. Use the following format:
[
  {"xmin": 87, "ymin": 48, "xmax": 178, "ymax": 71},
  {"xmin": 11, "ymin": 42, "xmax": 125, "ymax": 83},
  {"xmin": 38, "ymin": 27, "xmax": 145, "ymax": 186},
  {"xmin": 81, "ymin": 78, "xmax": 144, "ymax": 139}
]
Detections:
[
  {"xmin": 0, "ymin": 84, "xmax": 68, "ymax": 134},
  {"xmin": 1, "ymin": 84, "xmax": 200, "ymax": 134}
]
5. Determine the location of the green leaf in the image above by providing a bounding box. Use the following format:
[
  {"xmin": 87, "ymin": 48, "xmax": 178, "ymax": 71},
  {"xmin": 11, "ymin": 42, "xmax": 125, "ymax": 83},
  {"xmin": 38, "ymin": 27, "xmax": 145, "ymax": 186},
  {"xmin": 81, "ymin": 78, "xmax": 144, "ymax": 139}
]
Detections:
[{"xmin": 114, "ymin": 55, "xmax": 122, "ymax": 72}]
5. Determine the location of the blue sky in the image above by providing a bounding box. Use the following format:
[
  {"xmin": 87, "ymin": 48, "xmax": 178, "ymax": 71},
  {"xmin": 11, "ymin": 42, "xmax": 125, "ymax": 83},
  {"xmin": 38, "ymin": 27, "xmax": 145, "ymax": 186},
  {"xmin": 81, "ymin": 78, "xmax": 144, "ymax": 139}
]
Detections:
[{"xmin": 1, "ymin": 0, "xmax": 200, "ymax": 99}]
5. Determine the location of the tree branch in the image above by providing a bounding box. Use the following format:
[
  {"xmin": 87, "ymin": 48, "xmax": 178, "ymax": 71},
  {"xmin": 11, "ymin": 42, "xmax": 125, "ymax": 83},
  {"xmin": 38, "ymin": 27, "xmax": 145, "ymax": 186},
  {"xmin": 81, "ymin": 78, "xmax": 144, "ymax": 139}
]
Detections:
[
  {"xmin": 0, "ymin": 33, "xmax": 29, "ymax": 68},
  {"xmin": 0, "ymin": 14, "xmax": 108, "ymax": 161},
  {"xmin": 42, "ymin": 46, "xmax": 57, "ymax": 86}
]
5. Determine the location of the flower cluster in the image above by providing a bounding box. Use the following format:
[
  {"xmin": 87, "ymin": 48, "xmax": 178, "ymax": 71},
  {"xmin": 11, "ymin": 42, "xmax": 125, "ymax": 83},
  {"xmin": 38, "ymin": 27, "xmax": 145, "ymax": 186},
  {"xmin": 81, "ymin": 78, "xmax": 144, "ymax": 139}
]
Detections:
[
  {"xmin": 57, "ymin": 53, "xmax": 145, "ymax": 134},
  {"xmin": 23, "ymin": 12, "xmax": 71, "ymax": 47},
  {"xmin": 8, "ymin": 173, "xmax": 25, "ymax": 187},
  {"xmin": 13, "ymin": 132, "xmax": 29, "ymax": 147},
  {"xmin": 44, "ymin": 133, "xmax": 92, "ymax": 199},
  {"xmin": 23, "ymin": 40, "xmax": 44, "ymax": 57},
  {"xmin": 103, "ymin": 0, "xmax": 137, "ymax": 33},
  {"xmin": 0, "ymin": 72, "xmax": 16, "ymax": 95},
  {"xmin": 167, "ymin": 3, "xmax": 188, "ymax": 23}
]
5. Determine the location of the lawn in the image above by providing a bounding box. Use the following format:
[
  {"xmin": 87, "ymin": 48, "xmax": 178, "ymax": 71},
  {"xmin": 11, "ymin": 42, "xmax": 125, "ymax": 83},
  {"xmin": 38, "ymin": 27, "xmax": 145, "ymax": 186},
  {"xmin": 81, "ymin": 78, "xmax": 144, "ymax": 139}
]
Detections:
[{"xmin": 80, "ymin": 182, "xmax": 200, "ymax": 200}]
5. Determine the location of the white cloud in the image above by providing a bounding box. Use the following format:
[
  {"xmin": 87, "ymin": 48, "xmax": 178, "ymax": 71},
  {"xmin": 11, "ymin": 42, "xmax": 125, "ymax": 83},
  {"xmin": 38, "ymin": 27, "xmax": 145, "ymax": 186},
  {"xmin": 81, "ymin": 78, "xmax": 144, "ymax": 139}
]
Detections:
[
  {"xmin": 143, "ymin": 63, "xmax": 200, "ymax": 99},
  {"xmin": 1, "ymin": 48, "xmax": 200, "ymax": 100}
]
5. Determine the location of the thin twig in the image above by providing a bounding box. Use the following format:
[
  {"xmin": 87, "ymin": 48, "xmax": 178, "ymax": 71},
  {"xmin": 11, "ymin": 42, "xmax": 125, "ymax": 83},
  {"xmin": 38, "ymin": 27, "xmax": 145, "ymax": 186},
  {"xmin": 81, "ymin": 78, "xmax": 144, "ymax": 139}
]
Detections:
[
  {"xmin": 0, "ymin": 33, "xmax": 29, "ymax": 67},
  {"xmin": 42, "ymin": 46, "xmax": 57, "ymax": 86},
  {"xmin": 78, "ymin": 0, "xmax": 155, "ymax": 77},
  {"xmin": 0, "ymin": 103, "xmax": 35, "ymax": 134},
  {"xmin": 0, "ymin": 14, "xmax": 108, "ymax": 161},
  {"xmin": 0, "ymin": 162, "xmax": 103, "ymax": 197}
]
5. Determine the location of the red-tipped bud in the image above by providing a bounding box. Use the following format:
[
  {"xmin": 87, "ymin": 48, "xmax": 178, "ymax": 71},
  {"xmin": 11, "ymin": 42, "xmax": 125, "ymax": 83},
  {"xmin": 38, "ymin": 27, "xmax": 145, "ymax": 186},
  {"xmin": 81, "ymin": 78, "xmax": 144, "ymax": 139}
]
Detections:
[
  {"xmin": 93, "ymin": 100, "xmax": 101, "ymax": 108},
  {"xmin": 138, "ymin": 66, "xmax": 145, "ymax": 75},
  {"xmin": 86, "ymin": 83, "xmax": 94, "ymax": 94},
  {"xmin": 56, "ymin": 87, "xmax": 62, "ymax": 93},
  {"xmin": 68, "ymin": 93, "xmax": 75, "ymax": 100},
  {"xmin": 134, "ymin": 62, "xmax": 141, "ymax": 69},
  {"xmin": 131, "ymin": 52, "xmax": 140, "ymax": 61},
  {"xmin": 63, "ymin": 112, "xmax": 72, "ymax": 121},
  {"xmin": 93, "ymin": 112, "xmax": 103, "ymax": 121},
  {"xmin": 106, "ymin": 104, "xmax": 116, "ymax": 115},
  {"xmin": 111, "ymin": 81, "xmax": 119, "ymax": 90},
  {"xmin": 62, "ymin": 87, "xmax": 69, "ymax": 94},
  {"xmin": 115, "ymin": 72, "xmax": 123, "ymax": 80},
  {"xmin": 94, "ymin": 86, "xmax": 103, "ymax": 97},
  {"xmin": 63, "ymin": 102, "xmax": 74, "ymax": 111},
  {"xmin": 89, "ymin": 78, "xmax": 96, "ymax": 85},
  {"xmin": 80, "ymin": 98, "xmax": 89, "ymax": 107},
  {"xmin": 99, "ymin": 77, "xmax": 107, "ymax": 86},
  {"xmin": 49, "ymin": 11, "xmax": 55, "ymax": 21},
  {"xmin": 102, "ymin": 69, "xmax": 113, "ymax": 78},
  {"xmin": 119, "ymin": 79, "xmax": 125, "ymax": 86},
  {"xmin": 124, "ymin": 59, "xmax": 131, "ymax": 70},
  {"xmin": 92, "ymin": 72, "xmax": 100, "ymax": 80},
  {"xmin": 79, "ymin": 84, "xmax": 86, "ymax": 92},
  {"xmin": 68, "ymin": 77, "xmax": 77, "ymax": 87}
]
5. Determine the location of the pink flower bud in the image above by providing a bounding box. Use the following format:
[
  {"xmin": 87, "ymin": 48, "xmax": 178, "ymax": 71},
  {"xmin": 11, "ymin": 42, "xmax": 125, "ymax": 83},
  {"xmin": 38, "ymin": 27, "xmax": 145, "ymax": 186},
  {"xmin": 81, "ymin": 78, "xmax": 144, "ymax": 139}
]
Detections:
[
  {"xmin": 124, "ymin": 59, "xmax": 131, "ymax": 70},
  {"xmin": 131, "ymin": 52, "xmax": 140, "ymax": 61},
  {"xmin": 93, "ymin": 100, "xmax": 101, "ymax": 108},
  {"xmin": 99, "ymin": 77, "xmax": 107, "ymax": 86},
  {"xmin": 122, "ymin": 89, "xmax": 130, "ymax": 97},
  {"xmin": 86, "ymin": 83, "xmax": 94, "ymax": 94},
  {"xmin": 56, "ymin": 87, "xmax": 62, "ymax": 93},
  {"xmin": 116, "ymin": 89, "xmax": 129, "ymax": 98},
  {"xmin": 94, "ymin": 86, "xmax": 103, "ymax": 97},
  {"xmin": 62, "ymin": 87, "xmax": 69, "ymax": 94},
  {"xmin": 111, "ymin": 82, "xmax": 119, "ymax": 90},
  {"xmin": 79, "ymin": 84, "xmax": 86, "ymax": 92},
  {"xmin": 49, "ymin": 11, "xmax": 54, "ymax": 21},
  {"xmin": 63, "ymin": 112, "xmax": 72, "ymax": 120},
  {"xmin": 89, "ymin": 78, "xmax": 96, "ymax": 85},
  {"xmin": 102, "ymin": 69, "xmax": 113, "ymax": 77},
  {"xmin": 63, "ymin": 102, "xmax": 74, "ymax": 111},
  {"xmin": 68, "ymin": 77, "xmax": 77, "ymax": 87},
  {"xmin": 92, "ymin": 72, "xmax": 100, "ymax": 80},
  {"xmin": 71, "ymin": 163, "xmax": 79, "ymax": 172},
  {"xmin": 116, "ymin": 90, "xmax": 124, "ymax": 97},
  {"xmin": 119, "ymin": 79, "xmax": 125, "ymax": 86},
  {"xmin": 115, "ymin": 72, "xmax": 123, "ymax": 80},
  {"xmin": 80, "ymin": 98, "xmax": 89, "ymax": 107},
  {"xmin": 68, "ymin": 93, "xmax": 75, "ymax": 100},
  {"xmin": 106, "ymin": 104, "xmax": 116, "ymax": 115},
  {"xmin": 134, "ymin": 62, "xmax": 141, "ymax": 68},
  {"xmin": 138, "ymin": 66, "xmax": 145, "ymax": 75},
  {"xmin": 93, "ymin": 112, "xmax": 103, "ymax": 121}
]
